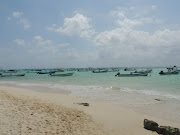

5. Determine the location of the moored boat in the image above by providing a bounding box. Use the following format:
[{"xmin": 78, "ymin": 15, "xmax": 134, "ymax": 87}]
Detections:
[
  {"xmin": 107, "ymin": 68, "xmax": 120, "ymax": 72},
  {"xmin": 3, "ymin": 70, "xmax": 17, "ymax": 73},
  {"xmin": 77, "ymin": 69, "xmax": 89, "ymax": 72},
  {"xmin": 159, "ymin": 71, "xmax": 179, "ymax": 75},
  {"xmin": 55, "ymin": 69, "xmax": 64, "ymax": 72},
  {"xmin": 134, "ymin": 68, "xmax": 152, "ymax": 74},
  {"xmin": 167, "ymin": 66, "xmax": 180, "ymax": 72},
  {"xmin": 27, "ymin": 69, "xmax": 42, "ymax": 73},
  {"xmin": 0, "ymin": 73, "xmax": 25, "ymax": 77},
  {"xmin": 49, "ymin": 72, "xmax": 74, "ymax": 76},
  {"xmin": 115, "ymin": 72, "xmax": 148, "ymax": 77},
  {"xmin": 92, "ymin": 69, "xmax": 108, "ymax": 73},
  {"xmin": 124, "ymin": 67, "xmax": 136, "ymax": 71},
  {"xmin": 37, "ymin": 71, "xmax": 56, "ymax": 74}
]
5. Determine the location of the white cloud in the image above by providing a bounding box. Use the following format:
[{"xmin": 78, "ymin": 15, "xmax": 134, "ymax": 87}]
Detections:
[
  {"xmin": 152, "ymin": 5, "xmax": 157, "ymax": 10},
  {"xmin": 48, "ymin": 13, "xmax": 96, "ymax": 39},
  {"xmin": 111, "ymin": 6, "xmax": 163, "ymax": 29},
  {"xmin": 19, "ymin": 19, "xmax": 31, "ymax": 30},
  {"xmin": 34, "ymin": 36, "xmax": 43, "ymax": 41},
  {"xmin": 94, "ymin": 28, "xmax": 180, "ymax": 66},
  {"xmin": 34, "ymin": 36, "xmax": 52, "ymax": 46},
  {"xmin": 9, "ymin": 11, "xmax": 31, "ymax": 30},
  {"xmin": 24, "ymin": 35, "xmax": 71, "ymax": 57},
  {"xmin": 46, "ymin": 27, "xmax": 54, "ymax": 31},
  {"xmin": 12, "ymin": 11, "xmax": 23, "ymax": 18},
  {"xmin": 117, "ymin": 18, "xmax": 142, "ymax": 28},
  {"xmin": 14, "ymin": 39, "xmax": 25, "ymax": 46}
]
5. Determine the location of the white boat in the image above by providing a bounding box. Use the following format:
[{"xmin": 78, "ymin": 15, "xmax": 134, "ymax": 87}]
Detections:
[
  {"xmin": 0, "ymin": 73, "xmax": 25, "ymax": 77},
  {"xmin": 107, "ymin": 68, "xmax": 120, "ymax": 72},
  {"xmin": 92, "ymin": 69, "xmax": 108, "ymax": 73},
  {"xmin": 3, "ymin": 70, "xmax": 17, "ymax": 73},
  {"xmin": 50, "ymin": 72, "xmax": 74, "ymax": 76},
  {"xmin": 167, "ymin": 66, "xmax": 180, "ymax": 72}
]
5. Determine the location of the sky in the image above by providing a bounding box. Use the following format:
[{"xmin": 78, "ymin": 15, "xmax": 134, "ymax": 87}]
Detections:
[{"xmin": 0, "ymin": 0, "xmax": 180, "ymax": 69}]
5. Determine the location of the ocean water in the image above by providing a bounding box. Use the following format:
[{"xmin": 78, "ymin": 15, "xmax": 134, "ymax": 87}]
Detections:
[{"xmin": 0, "ymin": 67, "xmax": 180, "ymax": 123}]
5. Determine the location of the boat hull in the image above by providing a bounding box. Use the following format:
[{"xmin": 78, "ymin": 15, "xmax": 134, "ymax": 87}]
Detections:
[
  {"xmin": 0, "ymin": 73, "xmax": 25, "ymax": 77},
  {"xmin": 50, "ymin": 73, "xmax": 74, "ymax": 76},
  {"xmin": 37, "ymin": 71, "xmax": 56, "ymax": 74},
  {"xmin": 116, "ymin": 73, "xmax": 148, "ymax": 77},
  {"xmin": 159, "ymin": 72, "xmax": 179, "ymax": 75},
  {"xmin": 92, "ymin": 70, "xmax": 108, "ymax": 73}
]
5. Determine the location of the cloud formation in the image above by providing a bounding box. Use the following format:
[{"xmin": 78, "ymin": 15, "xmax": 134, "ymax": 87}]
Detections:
[
  {"xmin": 9, "ymin": 11, "xmax": 31, "ymax": 30},
  {"xmin": 94, "ymin": 28, "xmax": 180, "ymax": 66},
  {"xmin": 48, "ymin": 13, "xmax": 96, "ymax": 39},
  {"xmin": 14, "ymin": 39, "xmax": 25, "ymax": 46},
  {"xmin": 19, "ymin": 18, "xmax": 31, "ymax": 30},
  {"xmin": 12, "ymin": 11, "xmax": 23, "ymax": 18},
  {"xmin": 111, "ymin": 7, "xmax": 162, "ymax": 29}
]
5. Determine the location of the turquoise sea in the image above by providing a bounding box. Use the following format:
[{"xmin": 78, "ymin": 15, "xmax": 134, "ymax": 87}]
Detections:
[{"xmin": 0, "ymin": 67, "xmax": 180, "ymax": 123}]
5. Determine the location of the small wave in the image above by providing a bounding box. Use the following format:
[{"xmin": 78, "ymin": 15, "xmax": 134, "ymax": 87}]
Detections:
[
  {"xmin": 50, "ymin": 83, "xmax": 180, "ymax": 100},
  {"xmin": 16, "ymin": 82, "xmax": 50, "ymax": 87},
  {"xmin": 119, "ymin": 87, "xmax": 180, "ymax": 100},
  {"xmin": 49, "ymin": 84, "xmax": 112, "ymax": 100}
]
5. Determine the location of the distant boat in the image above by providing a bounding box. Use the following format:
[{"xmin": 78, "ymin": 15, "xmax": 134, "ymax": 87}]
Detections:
[
  {"xmin": 55, "ymin": 69, "xmax": 64, "ymax": 72},
  {"xmin": 27, "ymin": 69, "xmax": 42, "ymax": 73},
  {"xmin": 159, "ymin": 71, "xmax": 179, "ymax": 75},
  {"xmin": 77, "ymin": 69, "xmax": 88, "ymax": 72},
  {"xmin": 92, "ymin": 69, "xmax": 108, "ymax": 73},
  {"xmin": 50, "ymin": 72, "xmax": 74, "ymax": 76},
  {"xmin": 0, "ymin": 73, "xmax": 25, "ymax": 77},
  {"xmin": 37, "ymin": 71, "xmax": 56, "ymax": 74},
  {"xmin": 124, "ymin": 67, "xmax": 136, "ymax": 71},
  {"xmin": 3, "ymin": 70, "xmax": 17, "ymax": 73},
  {"xmin": 134, "ymin": 68, "xmax": 152, "ymax": 74},
  {"xmin": 107, "ymin": 68, "xmax": 120, "ymax": 72},
  {"xmin": 115, "ymin": 72, "xmax": 148, "ymax": 77},
  {"xmin": 167, "ymin": 66, "xmax": 180, "ymax": 72}
]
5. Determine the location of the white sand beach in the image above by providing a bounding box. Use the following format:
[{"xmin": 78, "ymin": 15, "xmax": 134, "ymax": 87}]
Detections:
[{"xmin": 0, "ymin": 86, "xmax": 179, "ymax": 135}]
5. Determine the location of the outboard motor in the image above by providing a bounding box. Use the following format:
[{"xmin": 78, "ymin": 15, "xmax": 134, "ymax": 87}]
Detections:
[
  {"xmin": 115, "ymin": 72, "xmax": 120, "ymax": 76},
  {"xmin": 159, "ymin": 71, "xmax": 164, "ymax": 75}
]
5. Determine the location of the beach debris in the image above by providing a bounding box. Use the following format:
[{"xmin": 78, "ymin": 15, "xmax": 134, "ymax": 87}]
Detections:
[
  {"xmin": 156, "ymin": 126, "xmax": 180, "ymax": 135},
  {"xmin": 144, "ymin": 119, "xmax": 180, "ymax": 135},
  {"xmin": 75, "ymin": 103, "xmax": 89, "ymax": 106},
  {"xmin": 144, "ymin": 119, "xmax": 159, "ymax": 131},
  {"xmin": 155, "ymin": 99, "xmax": 161, "ymax": 101}
]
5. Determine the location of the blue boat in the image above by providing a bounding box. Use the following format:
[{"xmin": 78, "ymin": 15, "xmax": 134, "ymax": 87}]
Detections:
[{"xmin": 115, "ymin": 72, "xmax": 148, "ymax": 77}]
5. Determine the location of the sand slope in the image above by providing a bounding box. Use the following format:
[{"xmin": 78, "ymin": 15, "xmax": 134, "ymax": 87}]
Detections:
[{"xmin": 0, "ymin": 90, "xmax": 108, "ymax": 135}]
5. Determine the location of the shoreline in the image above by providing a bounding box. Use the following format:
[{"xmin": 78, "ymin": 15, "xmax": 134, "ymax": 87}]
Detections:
[
  {"xmin": 1, "ymin": 81, "xmax": 180, "ymax": 123},
  {"xmin": 0, "ymin": 86, "xmax": 180, "ymax": 135}
]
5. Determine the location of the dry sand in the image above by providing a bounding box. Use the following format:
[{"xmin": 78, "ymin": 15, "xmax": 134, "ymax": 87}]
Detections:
[{"xmin": 0, "ymin": 86, "xmax": 179, "ymax": 135}]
